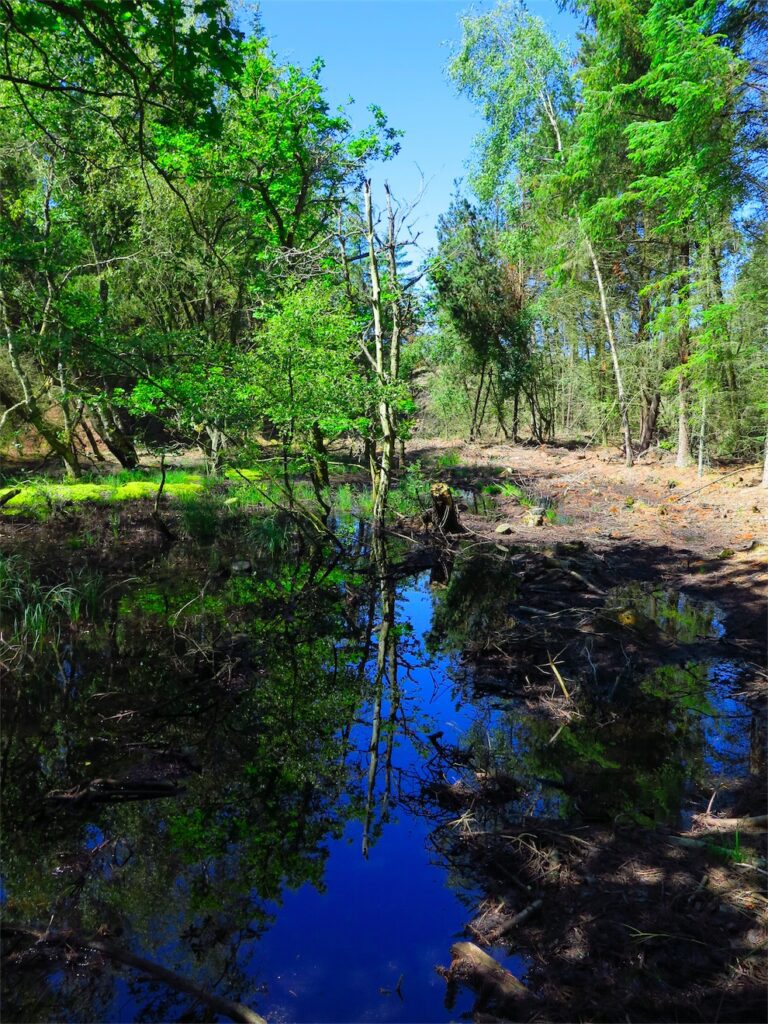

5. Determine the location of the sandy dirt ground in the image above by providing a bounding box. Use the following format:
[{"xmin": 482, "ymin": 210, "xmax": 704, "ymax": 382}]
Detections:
[{"xmin": 409, "ymin": 439, "xmax": 768, "ymax": 658}]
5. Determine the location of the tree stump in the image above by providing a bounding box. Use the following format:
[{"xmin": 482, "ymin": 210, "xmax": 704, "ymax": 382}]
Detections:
[{"xmin": 429, "ymin": 482, "xmax": 462, "ymax": 533}]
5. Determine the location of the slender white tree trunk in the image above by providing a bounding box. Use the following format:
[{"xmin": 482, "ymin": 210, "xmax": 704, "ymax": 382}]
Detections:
[
  {"xmin": 585, "ymin": 238, "xmax": 634, "ymax": 467},
  {"xmin": 364, "ymin": 180, "xmax": 397, "ymax": 530}
]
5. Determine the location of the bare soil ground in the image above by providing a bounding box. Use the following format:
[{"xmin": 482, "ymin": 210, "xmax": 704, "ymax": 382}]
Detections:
[{"xmin": 410, "ymin": 438, "xmax": 768, "ymax": 657}]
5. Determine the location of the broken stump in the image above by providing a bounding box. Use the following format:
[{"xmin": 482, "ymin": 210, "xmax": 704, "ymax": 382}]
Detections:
[{"xmin": 429, "ymin": 482, "xmax": 463, "ymax": 533}]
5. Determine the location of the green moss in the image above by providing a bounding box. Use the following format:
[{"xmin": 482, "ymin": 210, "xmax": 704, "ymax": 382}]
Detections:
[
  {"xmin": 3, "ymin": 482, "xmax": 109, "ymax": 514},
  {"xmin": 166, "ymin": 482, "xmax": 204, "ymax": 498},
  {"xmin": 2, "ymin": 475, "xmax": 206, "ymax": 514},
  {"xmin": 113, "ymin": 467, "xmax": 203, "ymax": 485},
  {"xmin": 164, "ymin": 470, "xmax": 204, "ymax": 485},
  {"xmin": 114, "ymin": 479, "xmax": 204, "ymax": 500},
  {"xmin": 112, "ymin": 481, "xmax": 156, "ymax": 500},
  {"xmin": 225, "ymin": 468, "xmax": 264, "ymax": 482},
  {"xmin": 3, "ymin": 488, "xmax": 42, "ymax": 511}
]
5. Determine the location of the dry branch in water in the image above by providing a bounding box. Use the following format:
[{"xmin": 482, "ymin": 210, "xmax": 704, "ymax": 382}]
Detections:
[{"xmin": 1, "ymin": 927, "xmax": 267, "ymax": 1024}]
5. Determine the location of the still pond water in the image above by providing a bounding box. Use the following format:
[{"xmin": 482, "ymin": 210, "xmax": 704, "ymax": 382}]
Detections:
[{"xmin": 0, "ymin": 520, "xmax": 756, "ymax": 1022}]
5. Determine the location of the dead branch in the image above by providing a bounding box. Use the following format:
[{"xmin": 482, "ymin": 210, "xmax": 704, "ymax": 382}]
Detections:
[{"xmin": 1, "ymin": 926, "xmax": 267, "ymax": 1024}]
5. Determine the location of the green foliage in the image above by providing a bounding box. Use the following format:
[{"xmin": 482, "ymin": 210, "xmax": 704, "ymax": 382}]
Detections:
[
  {"xmin": 448, "ymin": 1, "xmax": 574, "ymax": 195},
  {"xmin": 0, "ymin": 554, "xmax": 103, "ymax": 655},
  {"xmin": 331, "ymin": 483, "xmax": 373, "ymax": 515},
  {"xmin": 704, "ymin": 830, "xmax": 747, "ymax": 865},
  {"xmin": 1, "ymin": 0, "xmax": 245, "ymax": 155},
  {"xmin": 441, "ymin": 0, "xmax": 767, "ymax": 460},
  {"xmin": 387, "ymin": 462, "xmax": 430, "ymax": 516},
  {"xmin": 0, "ymin": 8, "xmax": 408, "ymax": 506},
  {"xmin": 435, "ymin": 450, "xmax": 461, "ymax": 470},
  {"xmin": 251, "ymin": 279, "xmax": 368, "ymax": 445}
]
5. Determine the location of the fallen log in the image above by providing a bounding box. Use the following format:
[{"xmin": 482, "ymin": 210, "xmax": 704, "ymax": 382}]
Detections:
[
  {"xmin": 439, "ymin": 940, "xmax": 526, "ymax": 1009},
  {"xmin": 47, "ymin": 778, "xmax": 184, "ymax": 805},
  {"xmin": 1, "ymin": 926, "xmax": 266, "ymax": 1024},
  {"xmin": 543, "ymin": 556, "xmax": 605, "ymax": 595},
  {"xmin": 469, "ymin": 898, "xmax": 544, "ymax": 946},
  {"xmin": 700, "ymin": 814, "xmax": 768, "ymax": 829},
  {"xmin": 0, "ymin": 488, "xmax": 21, "ymax": 507}
]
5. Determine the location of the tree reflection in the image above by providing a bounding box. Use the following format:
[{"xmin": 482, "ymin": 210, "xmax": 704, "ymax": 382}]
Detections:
[{"xmin": 1, "ymin": 531, "xmax": 383, "ymax": 1021}]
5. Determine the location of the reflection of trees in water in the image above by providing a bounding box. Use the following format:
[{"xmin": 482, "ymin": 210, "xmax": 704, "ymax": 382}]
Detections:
[
  {"xmin": 3, "ymin": 534, "xmax": 762, "ymax": 1021},
  {"xmin": 1, "ymin": 530, "xmax": 393, "ymax": 1021},
  {"xmin": 422, "ymin": 546, "xmax": 756, "ymax": 827},
  {"xmin": 417, "ymin": 661, "xmax": 742, "ymax": 838},
  {"xmin": 4, "ymin": 525, "xmax": 468, "ymax": 1021},
  {"xmin": 362, "ymin": 534, "xmax": 397, "ymax": 859},
  {"xmin": 414, "ymin": 562, "xmax": 764, "ymax": 1022},
  {"xmin": 427, "ymin": 551, "xmax": 520, "ymax": 655}
]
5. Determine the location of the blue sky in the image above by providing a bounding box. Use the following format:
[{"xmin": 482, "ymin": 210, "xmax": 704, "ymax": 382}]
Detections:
[{"xmin": 256, "ymin": 1, "xmax": 581, "ymax": 255}]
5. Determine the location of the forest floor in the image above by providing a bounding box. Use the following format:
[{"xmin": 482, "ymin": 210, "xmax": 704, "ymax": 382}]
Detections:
[{"xmin": 409, "ymin": 438, "xmax": 768, "ymax": 655}]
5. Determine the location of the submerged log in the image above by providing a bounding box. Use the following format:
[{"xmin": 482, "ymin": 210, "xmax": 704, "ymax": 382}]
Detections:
[
  {"xmin": 439, "ymin": 941, "xmax": 526, "ymax": 1010},
  {"xmin": 429, "ymin": 482, "xmax": 463, "ymax": 533},
  {"xmin": 47, "ymin": 778, "xmax": 184, "ymax": 805}
]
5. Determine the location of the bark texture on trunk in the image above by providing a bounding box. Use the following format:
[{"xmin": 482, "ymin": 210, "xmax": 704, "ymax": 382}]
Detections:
[{"xmin": 637, "ymin": 392, "xmax": 661, "ymax": 453}]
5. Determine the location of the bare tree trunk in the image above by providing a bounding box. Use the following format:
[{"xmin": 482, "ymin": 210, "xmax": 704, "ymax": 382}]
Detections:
[
  {"xmin": 0, "ymin": 308, "xmax": 82, "ymax": 478},
  {"xmin": 310, "ymin": 421, "xmax": 330, "ymax": 486},
  {"xmin": 676, "ymin": 243, "xmax": 692, "ymax": 469},
  {"xmin": 81, "ymin": 418, "xmax": 105, "ymax": 461},
  {"xmin": 469, "ymin": 362, "xmax": 486, "ymax": 441},
  {"xmin": 364, "ymin": 181, "xmax": 395, "ymax": 529},
  {"xmin": 762, "ymin": 431, "xmax": 768, "ymax": 489},
  {"xmin": 540, "ymin": 89, "xmax": 631, "ymax": 464},
  {"xmin": 477, "ymin": 365, "xmax": 494, "ymax": 436},
  {"xmin": 697, "ymin": 395, "xmax": 707, "ymax": 478},
  {"xmin": 363, "ymin": 534, "xmax": 395, "ymax": 859},
  {"xmin": 637, "ymin": 391, "xmax": 661, "ymax": 453},
  {"xmin": 202, "ymin": 424, "xmax": 225, "ymax": 475},
  {"xmin": 585, "ymin": 238, "xmax": 633, "ymax": 467},
  {"xmin": 90, "ymin": 399, "xmax": 139, "ymax": 469},
  {"xmin": 365, "ymin": 181, "xmax": 406, "ymax": 531},
  {"xmin": 676, "ymin": 374, "xmax": 691, "ymax": 469}
]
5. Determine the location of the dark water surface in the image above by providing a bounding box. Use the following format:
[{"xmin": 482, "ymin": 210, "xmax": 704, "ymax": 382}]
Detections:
[{"xmin": 0, "ymin": 522, "xmax": 758, "ymax": 1022}]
